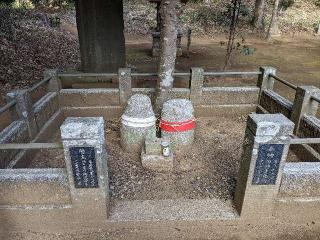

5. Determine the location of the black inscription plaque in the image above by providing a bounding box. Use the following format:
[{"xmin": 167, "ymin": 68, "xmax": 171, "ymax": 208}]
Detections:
[
  {"xmin": 252, "ymin": 144, "xmax": 284, "ymax": 185},
  {"xmin": 69, "ymin": 147, "xmax": 99, "ymax": 188}
]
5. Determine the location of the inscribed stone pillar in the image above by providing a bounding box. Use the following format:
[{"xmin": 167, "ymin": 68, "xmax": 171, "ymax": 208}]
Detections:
[
  {"xmin": 234, "ymin": 114, "xmax": 294, "ymax": 218},
  {"xmin": 61, "ymin": 117, "xmax": 109, "ymax": 221}
]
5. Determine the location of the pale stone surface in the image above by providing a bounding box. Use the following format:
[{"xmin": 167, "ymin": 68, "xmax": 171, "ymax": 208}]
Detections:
[
  {"xmin": 145, "ymin": 137, "xmax": 162, "ymax": 155},
  {"xmin": 234, "ymin": 113, "xmax": 294, "ymax": 218},
  {"xmin": 60, "ymin": 117, "xmax": 109, "ymax": 220},
  {"xmin": 257, "ymin": 67, "xmax": 276, "ymax": 91},
  {"xmin": 33, "ymin": 92, "xmax": 59, "ymax": 131},
  {"xmin": 190, "ymin": 67, "xmax": 204, "ymax": 106},
  {"xmin": 247, "ymin": 113, "xmax": 294, "ymax": 137},
  {"xmin": 6, "ymin": 89, "xmax": 37, "ymax": 139},
  {"xmin": 280, "ymin": 162, "xmax": 320, "ymax": 197},
  {"xmin": 291, "ymin": 86, "xmax": 320, "ymax": 134},
  {"xmin": 60, "ymin": 117, "xmax": 104, "ymax": 141},
  {"xmin": 121, "ymin": 94, "xmax": 156, "ymax": 153},
  {"xmin": 141, "ymin": 136, "xmax": 173, "ymax": 172},
  {"xmin": 44, "ymin": 69, "xmax": 61, "ymax": 92},
  {"xmin": 141, "ymin": 151, "xmax": 173, "ymax": 172},
  {"xmin": 0, "ymin": 121, "xmax": 29, "ymax": 168},
  {"xmin": 118, "ymin": 68, "xmax": 132, "ymax": 105},
  {"xmin": 0, "ymin": 168, "xmax": 70, "ymax": 205},
  {"xmin": 161, "ymin": 99, "xmax": 195, "ymax": 151}
]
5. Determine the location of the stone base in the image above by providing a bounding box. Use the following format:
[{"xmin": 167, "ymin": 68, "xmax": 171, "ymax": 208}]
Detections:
[{"xmin": 141, "ymin": 150, "xmax": 174, "ymax": 172}]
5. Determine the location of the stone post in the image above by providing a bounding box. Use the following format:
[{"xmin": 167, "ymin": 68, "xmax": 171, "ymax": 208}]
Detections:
[
  {"xmin": 291, "ymin": 86, "xmax": 320, "ymax": 135},
  {"xmin": 118, "ymin": 68, "xmax": 132, "ymax": 106},
  {"xmin": 257, "ymin": 67, "xmax": 276, "ymax": 102},
  {"xmin": 234, "ymin": 114, "xmax": 294, "ymax": 219},
  {"xmin": 44, "ymin": 69, "xmax": 61, "ymax": 92},
  {"xmin": 60, "ymin": 117, "xmax": 109, "ymax": 222},
  {"xmin": 6, "ymin": 90, "xmax": 37, "ymax": 139},
  {"xmin": 190, "ymin": 67, "xmax": 204, "ymax": 106}
]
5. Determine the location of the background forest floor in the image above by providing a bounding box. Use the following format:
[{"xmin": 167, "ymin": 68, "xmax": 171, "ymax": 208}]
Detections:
[{"xmin": 0, "ymin": 2, "xmax": 319, "ymax": 104}]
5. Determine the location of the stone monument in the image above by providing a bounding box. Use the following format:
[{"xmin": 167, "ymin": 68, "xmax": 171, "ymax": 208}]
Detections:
[
  {"xmin": 120, "ymin": 94, "xmax": 156, "ymax": 153},
  {"xmin": 160, "ymin": 99, "xmax": 195, "ymax": 151},
  {"xmin": 60, "ymin": 117, "xmax": 109, "ymax": 220},
  {"xmin": 234, "ymin": 113, "xmax": 294, "ymax": 218},
  {"xmin": 141, "ymin": 136, "xmax": 174, "ymax": 172}
]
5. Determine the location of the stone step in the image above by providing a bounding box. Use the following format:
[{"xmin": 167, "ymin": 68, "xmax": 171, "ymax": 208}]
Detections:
[{"xmin": 109, "ymin": 198, "xmax": 238, "ymax": 222}]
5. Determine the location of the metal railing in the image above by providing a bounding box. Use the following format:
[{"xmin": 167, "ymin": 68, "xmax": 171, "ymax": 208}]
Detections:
[{"xmin": 269, "ymin": 74, "xmax": 298, "ymax": 90}]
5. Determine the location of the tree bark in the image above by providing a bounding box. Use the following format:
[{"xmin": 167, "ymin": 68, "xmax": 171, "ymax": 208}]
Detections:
[
  {"xmin": 75, "ymin": 0, "xmax": 126, "ymax": 73},
  {"xmin": 266, "ymin": 0, "xmax": 280, "ymax": 40},
  {"xmin": 156, "ymin": 0, "xmax": 179, "ymax": 110},
  {"xmin": 252, "ymin": 0, "xmax": 265, "ymax": 30}
]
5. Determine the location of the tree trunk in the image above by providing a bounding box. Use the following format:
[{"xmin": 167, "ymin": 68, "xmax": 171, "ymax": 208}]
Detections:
[
  {"xmin": 252, "ymin": 0, "xmax": 265, "ymax": 30},
  {"xmin": 75, "ymin": 0, "xmax": 126, "ymax": 73},
  {"xmin": 266, "ymin": 0, "xmax": 280, "ymax": 40},
  {"xmin": 156, "ymin": 0, "xmax": 178, "ymax": 111}
]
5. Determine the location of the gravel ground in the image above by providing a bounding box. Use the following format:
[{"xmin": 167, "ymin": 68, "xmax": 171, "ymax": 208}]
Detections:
[
  {"xmin": 108, "ymin": 116, "xmax": 246, "ymax": 201},
  {"xmin": 24, "ymin": 116, "xmax": 301, "ymax": 201}
]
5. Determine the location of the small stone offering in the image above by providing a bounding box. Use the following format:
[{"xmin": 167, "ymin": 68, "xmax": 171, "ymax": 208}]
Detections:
[
  {"xmin": 141, "ymin": 136, "xmax": 174, "ymax": 172},
  {"xmin": 160, "ymin": 99, "xmax": 195, "ymax": 151},
  {"xmin": 120, "ymin": 94, "xmax": 156, "ymax": 153}
]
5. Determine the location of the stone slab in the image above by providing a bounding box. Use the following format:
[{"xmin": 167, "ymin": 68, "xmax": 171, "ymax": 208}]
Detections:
[
  {"xmin": 280, "ymin": 162, "xmax": 320, "ymax": 197},
  {"xmin": 247, "ymin": 113, "xmax": 294, "ymax": 137},
  {"xmin": 141, "ymin": 151, "xmax": 174, "ymax": 172}
]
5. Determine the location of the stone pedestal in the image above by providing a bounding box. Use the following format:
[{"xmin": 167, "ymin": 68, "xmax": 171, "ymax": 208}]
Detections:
[
  {"xmin": 160, "ymin": 99, "xmax": 195, "ymax": 151},
  {"xmin": 60, "ymin": 117, "xmax": 109, "ymax": 221},
  {"xmin": 121, "ymin": 94, "xmax": 156, "ymax": 153},
  {"xmin": 152, "ymin": 31, "xmax": 183, "ymax": 57},
  {"xmin": 234, "ymin": 114, "xmax": 294, "ymax": 218},
  {"xmin": 141, "ymin": 137, "xmax": 174, "ymax": 172}
]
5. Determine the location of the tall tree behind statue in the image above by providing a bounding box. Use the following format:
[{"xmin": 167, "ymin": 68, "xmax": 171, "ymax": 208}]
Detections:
[
  {"xmin": 156, "ymin": 0, "xmax": 179, "ymax": 112},
  {"xmin": 266, "ymin": 0, "xmax": 280, "ymax": 40},
  {"xmin": 224, "ymin": 0, "xmax": 242, "ymax": 70}
]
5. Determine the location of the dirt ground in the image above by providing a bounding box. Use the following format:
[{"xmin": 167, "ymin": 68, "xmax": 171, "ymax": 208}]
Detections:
[
  {"xmin": 1, "ymin": 25, "xmax": 319, "ymax": 240},
  {"xmin": 1, "ymin": 32, "xmax": 320, "ymax": 105},
  {"xmin": 126, "ymin": 34, "xmax": 320, "ymax": 101},
  {"xmin": 24, "ymin": 116, "xmax": 300, "ymax": 201}
]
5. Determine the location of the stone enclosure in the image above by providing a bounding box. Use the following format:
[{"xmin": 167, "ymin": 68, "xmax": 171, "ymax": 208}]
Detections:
[{"xmin": 0, "ymin": 67, "xmax": 320, "ymax": 234}]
